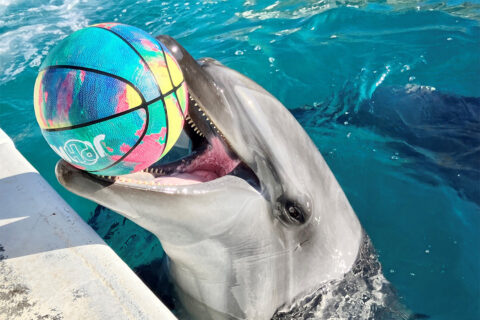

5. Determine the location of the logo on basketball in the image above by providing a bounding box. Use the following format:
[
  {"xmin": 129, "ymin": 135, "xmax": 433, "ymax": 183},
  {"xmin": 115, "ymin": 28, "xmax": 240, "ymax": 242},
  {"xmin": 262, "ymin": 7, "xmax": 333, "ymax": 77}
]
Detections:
[{"xmin": 50, "ymin": 134, "xmax": 107, "ymax": 166}]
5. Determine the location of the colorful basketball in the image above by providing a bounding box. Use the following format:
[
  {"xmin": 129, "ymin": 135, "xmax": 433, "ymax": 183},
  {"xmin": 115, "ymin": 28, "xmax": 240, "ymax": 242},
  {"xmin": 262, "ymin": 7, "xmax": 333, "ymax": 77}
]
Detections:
[{"xmin": 33, "ymin": 23, "xmax": 188, "ymax": 176}]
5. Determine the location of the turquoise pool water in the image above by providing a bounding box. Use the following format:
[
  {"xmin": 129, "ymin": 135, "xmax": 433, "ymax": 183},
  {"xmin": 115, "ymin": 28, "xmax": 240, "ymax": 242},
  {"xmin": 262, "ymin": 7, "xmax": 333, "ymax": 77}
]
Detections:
[{"xmin": 1, "ymin": 0, "xmax": 479, "ymax": 319}]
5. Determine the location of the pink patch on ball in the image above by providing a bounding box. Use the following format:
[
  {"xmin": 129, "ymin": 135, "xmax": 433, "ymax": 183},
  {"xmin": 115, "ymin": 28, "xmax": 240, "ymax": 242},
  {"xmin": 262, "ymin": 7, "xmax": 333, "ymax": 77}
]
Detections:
[
  {"xmin": 115, "ymin": 85, "xmax": 129, "ymax": 113},
  {"xmin": 120, "ymin": 133, "xmax": 166, "ymax": 172},
  {"xmin": 80, "ymin": 70, "xmax": 86, "ymax": 82},
  {"xmin": 140, "ymin": 38, "xmax": 160, "ymax": 52},
  {"xmin": 57, "ymin": 70, "xmax": 75, "ymax": 118},
  {"xmin": 94, "ymin": 22, "xmax": 119, "ymax": 30},
  {"xmin": 72, "ymin": 164, "xmax": 86, "ymax": 170},
  {"xmin": 119, "ymin": 143, "xmax": 131, "ymax": 154}
]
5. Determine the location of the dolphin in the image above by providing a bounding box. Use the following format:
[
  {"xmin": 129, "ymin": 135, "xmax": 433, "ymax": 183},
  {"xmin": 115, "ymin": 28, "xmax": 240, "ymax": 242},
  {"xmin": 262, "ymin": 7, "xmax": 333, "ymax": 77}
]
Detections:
[{"xmin": 55, "ymin": 36, "xmax": 396, "ymax": 319}]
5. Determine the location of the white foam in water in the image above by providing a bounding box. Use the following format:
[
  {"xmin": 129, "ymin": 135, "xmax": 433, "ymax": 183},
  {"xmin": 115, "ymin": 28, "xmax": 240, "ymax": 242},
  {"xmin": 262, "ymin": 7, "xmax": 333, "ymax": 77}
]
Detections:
[
  {"xmin": 237, "ymin": 0, "xmax": 480, "ymax": 21},
  {"xmin": 0, "ymin": 0, "xmax": 90, "ymax": 83},
  {"xmin": 237, "ymin": 0, "xmax": 334, "ymax": 21}
]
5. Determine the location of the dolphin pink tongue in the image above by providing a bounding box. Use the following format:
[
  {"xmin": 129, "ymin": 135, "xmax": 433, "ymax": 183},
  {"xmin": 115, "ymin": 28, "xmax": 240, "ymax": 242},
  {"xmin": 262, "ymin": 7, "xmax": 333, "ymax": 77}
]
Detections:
[
  {"xmin": 152, "ymin": 171, "xmax": 217, "ymax": 185},
  {"xmin": 153, "ymin": 137, "xmax": 240, "ymax": 185}
]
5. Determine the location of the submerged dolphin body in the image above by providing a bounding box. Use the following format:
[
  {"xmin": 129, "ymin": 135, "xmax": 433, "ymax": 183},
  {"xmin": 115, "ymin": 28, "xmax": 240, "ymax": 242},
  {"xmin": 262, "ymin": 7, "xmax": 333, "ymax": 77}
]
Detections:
[{"xmin": 56, "ymin": 36, "xmax": 390, "ymax": 319}]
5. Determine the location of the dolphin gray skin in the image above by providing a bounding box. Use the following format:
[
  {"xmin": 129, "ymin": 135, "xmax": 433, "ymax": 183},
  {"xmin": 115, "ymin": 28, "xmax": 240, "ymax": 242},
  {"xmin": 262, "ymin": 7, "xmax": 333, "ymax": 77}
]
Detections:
[{"xmin": 55, "ymin": 36, "xmax": 368, "ymax": 319}]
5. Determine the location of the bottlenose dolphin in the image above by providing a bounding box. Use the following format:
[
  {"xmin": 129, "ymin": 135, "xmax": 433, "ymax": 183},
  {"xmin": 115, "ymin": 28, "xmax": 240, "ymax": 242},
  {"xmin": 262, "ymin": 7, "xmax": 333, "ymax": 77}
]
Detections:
[{"xmin": 55, "ymin": 36, "xmax": 401, "ymax": 319}]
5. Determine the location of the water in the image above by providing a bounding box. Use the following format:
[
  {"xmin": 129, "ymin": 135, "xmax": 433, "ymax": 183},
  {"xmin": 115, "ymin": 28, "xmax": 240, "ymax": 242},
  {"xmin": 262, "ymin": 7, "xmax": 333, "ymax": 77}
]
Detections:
[{"xmin": 1, "ymin": 0, "xmax": 479, "ymax": 319}]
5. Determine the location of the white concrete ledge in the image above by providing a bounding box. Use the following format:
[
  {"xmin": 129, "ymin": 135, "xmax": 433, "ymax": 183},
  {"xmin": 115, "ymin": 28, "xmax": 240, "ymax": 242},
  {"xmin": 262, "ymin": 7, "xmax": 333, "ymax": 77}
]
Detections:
[{"xmin": 0, "ymin": 128, "xmax": 177, "ymax": 320}]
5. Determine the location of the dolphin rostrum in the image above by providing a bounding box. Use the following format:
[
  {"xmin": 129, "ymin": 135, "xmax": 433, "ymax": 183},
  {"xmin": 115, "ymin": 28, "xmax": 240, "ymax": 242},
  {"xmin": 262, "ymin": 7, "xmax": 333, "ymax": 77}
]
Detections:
[{"xmin": 55, "ymin": 36, "xmax": 398, "ymax": 319}]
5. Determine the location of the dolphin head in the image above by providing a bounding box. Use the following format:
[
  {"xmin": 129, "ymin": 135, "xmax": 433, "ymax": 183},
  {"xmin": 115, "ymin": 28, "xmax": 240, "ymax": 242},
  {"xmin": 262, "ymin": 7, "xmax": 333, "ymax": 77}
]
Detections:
[{"xmin": 56, "ymin": 35, "xmax": 362, "ymax": 319}]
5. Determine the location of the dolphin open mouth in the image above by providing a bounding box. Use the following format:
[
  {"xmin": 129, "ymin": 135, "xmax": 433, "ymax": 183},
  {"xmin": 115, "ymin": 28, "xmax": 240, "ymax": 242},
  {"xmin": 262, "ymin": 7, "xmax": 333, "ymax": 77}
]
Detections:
[
  {"xmin": 57, "ymin": 36, "xmax": 263, "ymax": 193},
  {"xmin": 59, "ymin": 93, "xmax": 258, "ymax": 189}
]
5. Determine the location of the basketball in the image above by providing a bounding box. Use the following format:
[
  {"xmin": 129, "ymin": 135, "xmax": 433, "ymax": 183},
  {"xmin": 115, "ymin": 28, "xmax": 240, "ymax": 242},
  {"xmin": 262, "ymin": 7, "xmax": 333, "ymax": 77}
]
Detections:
[{"xmin": 33, "ymin": 22, "xmax": 188, "ymax": 176}]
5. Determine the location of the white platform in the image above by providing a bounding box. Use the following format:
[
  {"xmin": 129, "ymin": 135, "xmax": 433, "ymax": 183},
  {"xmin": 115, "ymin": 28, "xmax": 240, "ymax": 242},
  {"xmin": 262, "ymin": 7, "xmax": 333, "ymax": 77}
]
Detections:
[{"xmin": 0, "ymin": 128, "xmax": 177, "ymax": 319}]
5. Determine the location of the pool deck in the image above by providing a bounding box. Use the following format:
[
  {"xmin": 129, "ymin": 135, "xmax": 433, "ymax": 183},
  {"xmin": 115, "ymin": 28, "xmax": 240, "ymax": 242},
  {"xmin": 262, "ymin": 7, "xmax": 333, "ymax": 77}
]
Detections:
[{"xmin": 0, "ymin": 128, "xmax": 177, "ymax": 319}]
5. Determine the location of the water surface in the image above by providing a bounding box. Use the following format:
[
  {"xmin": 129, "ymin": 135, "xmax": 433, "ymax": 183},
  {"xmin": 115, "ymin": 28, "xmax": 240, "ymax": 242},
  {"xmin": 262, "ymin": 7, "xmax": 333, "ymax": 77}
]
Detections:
[{"xmin": 0, "ymin": 1, "xmax": 479, "ymax": 319}]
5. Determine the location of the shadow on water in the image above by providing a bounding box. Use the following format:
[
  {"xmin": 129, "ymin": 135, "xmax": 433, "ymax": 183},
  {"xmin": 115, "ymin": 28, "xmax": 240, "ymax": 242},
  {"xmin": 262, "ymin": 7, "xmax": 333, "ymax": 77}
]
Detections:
[
  {"xmin": 86, "ymin": 205, "xmax": 181, "ymax": 314},
  {"xmin": 86, "ymin": 205, "xmax": 165, "ymax": 269},
  {"xmin": 293, "ymin": 85, "xmax": 480, "ymax": 205}
]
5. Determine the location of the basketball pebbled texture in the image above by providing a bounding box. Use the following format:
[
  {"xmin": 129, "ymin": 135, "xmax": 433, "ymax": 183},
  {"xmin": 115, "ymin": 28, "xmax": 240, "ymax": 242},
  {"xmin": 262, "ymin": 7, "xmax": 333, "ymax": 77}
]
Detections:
[{"xmin": 33, "ymin": 22, "xmax": 188, "ymax": 176}]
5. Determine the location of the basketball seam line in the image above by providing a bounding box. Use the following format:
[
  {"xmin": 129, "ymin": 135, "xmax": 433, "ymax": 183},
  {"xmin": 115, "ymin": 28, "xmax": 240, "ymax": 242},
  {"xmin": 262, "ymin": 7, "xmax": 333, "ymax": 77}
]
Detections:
[
  {"xmin": 93, "ymin": 26, "xmax": 170, "ymax": 158},
  {"xmin": 44, "ymin": 65, "xmax": 146, "ymax": 104},
  {"xmin": 158, "ymin": 42, "xmax": 186, "ymax": 119},
  {"xmin": 159, "ymin": 44, "xmax": 176, "ymax": 90},
  {"xmin": 42, "ymin": 80, "xmax": 184, "ymax": 132},
  {"xmin": 92, "ymin": 26, "xmax": 160, "ymax": 96},
  {"xmin": 158, "ymin": 42, "xmax": 179, "ymax": 151},
  {"xmin": 91, "ymin": 105, "xmax": 150, "ymax": 173}
]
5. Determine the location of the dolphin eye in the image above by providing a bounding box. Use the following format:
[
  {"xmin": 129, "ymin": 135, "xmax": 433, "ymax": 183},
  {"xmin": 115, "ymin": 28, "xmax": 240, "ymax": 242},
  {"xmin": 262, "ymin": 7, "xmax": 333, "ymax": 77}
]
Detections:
[
  {"xmin": 274, "ymin": 196, "xmax": 310, "ymax": 226},
  {"xmin": 287, "ymin": 204, "xmax": 303, "ymax": 221},
  {"xmin": 285, "ymin": 200, "xmax": 306, "ymax": 224}
]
